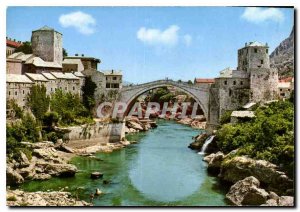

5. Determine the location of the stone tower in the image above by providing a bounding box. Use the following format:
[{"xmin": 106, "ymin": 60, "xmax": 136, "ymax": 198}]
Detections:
[
  {"xmin": 237, "ymin": 41, "xmax": 270, "ymax": 72},
  {"xmin": 237, "ymin": 41, "xmax": 278, "ymax": 102},
  {"xmin": 31, "ymin": 26, "xmax": 63, "ymax": 66}
]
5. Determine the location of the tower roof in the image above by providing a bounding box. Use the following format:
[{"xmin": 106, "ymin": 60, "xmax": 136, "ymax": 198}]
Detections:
[
  {"xmin": 32, "ymin": 25, "xmax": 62, "ymax": 34},
  {"xmin": 246, "ymin": 41, "xmax": 267, "ymax": 47}
]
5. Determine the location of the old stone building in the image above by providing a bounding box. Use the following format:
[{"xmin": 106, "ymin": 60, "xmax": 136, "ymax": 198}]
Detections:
[
  {"xmin": 6, "ymin": 74, "xmax": 33, "ymax": 108},
  {"xmin": 64, "ymin": 55, "xmax": 100, "ymax": 71},
  {"xmin": 31, "ymin": 26, "xmax": 63, "ymax": 66},
  {"xmin": 6, "ymin": 38, "xmax": 22, "ymax": 57},
  {"xmin": 278, "ymin": 77, "xmax": 294, "ymax": 99},
  {"xmin": 6, "ymin": 58, "xmax": 22, "ymax": 74},
  {"xmin": 207, "ymin": 41, "xmax": 279, "ymax": 129},
  {"xmin": 104, "ymin": 70, "xmax": 123, "ymax": 89}
]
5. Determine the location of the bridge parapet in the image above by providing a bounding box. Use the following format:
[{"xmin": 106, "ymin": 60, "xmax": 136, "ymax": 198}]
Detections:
[{"xmin": 122, "ymin": 79, "xmax": 209, "ymax": 92}]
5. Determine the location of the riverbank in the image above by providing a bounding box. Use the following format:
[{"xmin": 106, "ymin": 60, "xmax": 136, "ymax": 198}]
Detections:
[
  {"xmin": 188, "ymin": 100, "xmax": 295, "ymax": 206},
  {"xmin": 7, "ymin": 189, "xmax": 92, "ymax": 206}
]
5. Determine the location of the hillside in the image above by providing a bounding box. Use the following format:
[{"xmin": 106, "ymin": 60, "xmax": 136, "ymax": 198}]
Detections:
[{"xmin": 270, "ymin": 27, "xmax": 294, "ymax": 77}]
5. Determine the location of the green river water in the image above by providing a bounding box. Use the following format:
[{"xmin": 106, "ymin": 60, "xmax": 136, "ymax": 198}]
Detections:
[{"xmin": 20, "ymin": 120, "xmax": 228, "ymax": 206}]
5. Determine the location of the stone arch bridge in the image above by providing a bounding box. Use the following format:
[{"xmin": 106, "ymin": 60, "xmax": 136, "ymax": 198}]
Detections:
[{"xmin": 119, "ymin": 79, "xmax": 210, "ymax": 119}]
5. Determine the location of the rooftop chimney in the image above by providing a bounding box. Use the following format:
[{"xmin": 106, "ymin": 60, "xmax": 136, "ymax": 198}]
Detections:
[
  {"xmin": 111, "ymin": 69, "xmax": 114, "ymax": 74},
  {"xmin": 81, "ymin": 54, "xmax": 84, "ymax": 57}
]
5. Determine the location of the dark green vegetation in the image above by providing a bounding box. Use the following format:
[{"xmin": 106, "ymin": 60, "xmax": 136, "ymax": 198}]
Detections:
[
  {"xmin": 81, "ymin": 77, "xmax": 97, "ymax": 115},
  {"xmin": 149, "ymin": 87, "xmax": 175, "ymax": 103},
  {"xmin": 7, "ymin": 112, "xmax": 40, "ymax": 161},
  {"xmin": 216, "ymin": 99, "xmax": 294, "ymax": 177},
  {"xmin": 26, "ymin": 84, "xmax": 50, "ymax": 122},
  {"xmin": 15, "ymin": 41, "xmax": 32, "ymax": 54}
]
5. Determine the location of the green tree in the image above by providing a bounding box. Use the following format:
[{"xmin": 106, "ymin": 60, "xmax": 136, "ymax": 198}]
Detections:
[
  {"xmin": 15, "ymin": 41, "xmax": 32, "ymax": 54},
  {"xmin": 82, "ymin": 77, "xmax": 97, "ymax": 113},
  {"xmin": 63, "ymin": 48, "xmax": 68, "ymax": 57},
  {"xmin": 187, "ymin": 80, "xmax": 193, "ymax": 85},
  {"xmin": 50, "ymin": 89, "xmax": 89, "ymax": 125},
  {"xmin": 26, "ymin": 84, "xmax": 50, "ymax": 121}
]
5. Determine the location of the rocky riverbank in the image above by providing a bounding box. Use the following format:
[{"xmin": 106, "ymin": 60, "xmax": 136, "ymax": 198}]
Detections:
[
  {"xmin": 125, "ymin": 116, "xmax": 157, "ymax": 134},
  {"xmin": 6, "ymin": 189, "xmax": 91, "ymax": 206},
  {"xmin": 190, "ymin": 134, "xmax": 294, "ymax": 206}
]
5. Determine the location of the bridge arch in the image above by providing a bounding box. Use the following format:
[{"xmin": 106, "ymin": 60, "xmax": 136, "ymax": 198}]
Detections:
[{"xmin": 119, "ymin": 80, "xmax": 210, "ymax": 119}]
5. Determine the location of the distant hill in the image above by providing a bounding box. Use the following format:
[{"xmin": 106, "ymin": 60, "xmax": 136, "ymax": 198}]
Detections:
[{"xmin": 270, "ymin": 26, "xmax": 294, "ymax": 77}]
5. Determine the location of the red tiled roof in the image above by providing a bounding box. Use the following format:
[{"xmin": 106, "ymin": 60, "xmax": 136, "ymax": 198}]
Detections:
[
  {"xmin": 6, "ymin": 39, "xmax": 22, "ymax": 48},
  {"xmin": 279, "ymin": 77, "xmax": 293, "ymax": 83},
  {"xmin": 194, "ymin": 78, "xmax": 215, "ymax": 83}
]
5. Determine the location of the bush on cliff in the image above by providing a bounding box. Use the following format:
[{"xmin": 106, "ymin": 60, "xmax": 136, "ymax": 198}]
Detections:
[
  {"xmin": 26, "ymin": 84, "xmax": 50, "ymax": 122},
  {"xmin": 7, "ymin": 113, "xmax": 40, "ymax": 160},
  {"xmin": 50, "ymin": 89, "xmax": 92, "ymax": 126},
  {"xmin": 216, "ymin": 100, "xmax": 294, "ymax": 177}
]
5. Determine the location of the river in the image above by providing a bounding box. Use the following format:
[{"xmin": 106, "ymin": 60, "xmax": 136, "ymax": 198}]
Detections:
[{"xmin": 20, "ymin": 120, "xmax": 228, "ymax": 206}]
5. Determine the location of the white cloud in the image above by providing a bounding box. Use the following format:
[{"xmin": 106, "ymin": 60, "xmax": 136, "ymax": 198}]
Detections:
[
  {"xmin": 137, "ymin": 25, "xmax": 180, "ymax": 47},
  {"xmin": 59, "ymin": 11, "xmax": 96, "ymax": 35},
  {"xmin": 241, "ymin": 7, "xmax": 284, "ymax": 24},
  {"xmin": 183, "ymin": 34, "xmax": 192, "ymax": 47}
]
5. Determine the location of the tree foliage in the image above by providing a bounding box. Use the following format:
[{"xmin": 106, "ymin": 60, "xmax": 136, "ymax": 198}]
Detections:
[
  {"xmin": 216, "ymin": 101, "xmax": 294, "ymax": 177},
  {"xmin": 15, "ymin": 41, "xmax": 32, "ymax": 54},
  {"xmin": 26, "ymin": 84, "xmax": 50, "ymax": 122},
  {"xmin": 50, "ymin": 89, "xmax": 91, "ymax": 126},
  {"xmin": 82, "ymin": 77, "xmax": 97, "ymax": 114},
  {"xmin": 7, "ymin": 113, "xmax": 41, "ymax": 160}
]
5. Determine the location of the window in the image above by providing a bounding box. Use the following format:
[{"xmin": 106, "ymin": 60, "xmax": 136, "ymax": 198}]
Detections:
[
  {"xmin": 261, "ymin": 60, "xmax": 264, "ymax": 64},
  {"xmin": 106, "ymin": 83, "xmax": 110, "ymax": 88},
  {"xmin": 240, "ymin": 81, "xmax": 243, "ymax": 85},
  {"xmin": 51, "ymin": 88, "xmax": 53, "ymax": 91},
  {"xmin": 280, "ymin": 89, "xmax": 283, "ymax": 91},
  {"xmin": 224, "ymin": 81, "xmax": 227, "ymax": 85},
  {"xmin": 15, "ymin": 91, "xmax": 17, "ymax": 95},
  {"xmin": 65, "ymin": 87, "xmax": 67, "ymax": 90},
  {"xmin": 106, "ymin": 77, "xmax": 108, "ymax": 80},
  {"xmin": 23, "ymin": 90, "xmax": 25, "ymax": 94},
  {"xmin": 73, "ymin": 86, "xmax": 75, "ymax": 91},
  {"xmin": 288, "ymin": 89, "xmax": 290, "ymax": 91},
  {"xmin": 229, "ymin": 89, "xmax": 232, "ymax": 96},
  {"xmin": 233, "ymin": 81, "xmax": 236, "ymax": 85},
  {"xmin": 8, "ymin": 91, "xmax": 10, "ymax": 95},
  {"xmin": 266, "ymin": 49, "xmax": 268, "ymax": 53},
  {"xmin": 113, "ymin": 77, "xmax": 117, "ymax": 80},
  {"xmin": 254, "ymin": 48, "xmax": 258, "ymax": 53}
]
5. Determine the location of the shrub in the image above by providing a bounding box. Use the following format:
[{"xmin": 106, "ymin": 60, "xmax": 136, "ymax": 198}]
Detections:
[{"xmin": 220, "ymin": 110, "xmax": 233, "ymax": 125}]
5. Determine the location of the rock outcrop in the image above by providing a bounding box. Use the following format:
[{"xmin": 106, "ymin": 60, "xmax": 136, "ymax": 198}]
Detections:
[
  {"xmin": 6, "ymin": 189, "xmax": 91, "ymax": 206},
  {"xmin": 219, "ymin": 156, "xmax": 293, "ymax": 195},
  {"xmin": 6, "ymin": 141, "xmax": 77, "ymax": 185},
  {"xmin": 226, "ymin": 176, "xmax": 269, "ymax": 206},
  {"xmin": 270, "ymin": 26, "xmax": 294, "ymax": 77},
  {"xmin": 205, "ymin": 152, "xmax": 225, "ymax": 174}
]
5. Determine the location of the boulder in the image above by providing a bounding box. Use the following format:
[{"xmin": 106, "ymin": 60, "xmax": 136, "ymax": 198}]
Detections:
[
  {"xmin": 42, "ymin": 163, "xmax": 77, "ymax": 177},
  {"xmin": 207, "ymin": 151, "xmax": 224, "ymax": 174},
  {"xmin": 220, "ymin": 156, "xmax": 293, "ymax": 195},
  {"xmin": 188, "ymin": 133, "xmax": 209, "ymax": 150},
  {"xmin": 91, "ymin": 172, "xmax": 103, "ymax": 179},
  {"xmin": 261, "ymin": 196, "xmax": 294, "ymax": 206},
  {"xmin": 126, "ymin": 120, "xmax": 143, "ymax": 131},
  {"xmin": 226, "ymin": 176, "xmax": 269, "ymax": 206},
  {"xmin": 19, "ymin": 151, "xmax": 30, "ymax": 167},
  {"xmin": 6, "ymin": 166, "xmax": 24, "ymax": 185},
  {"xmin": 278, "ymin": 196, "xmax": 294, "ymax": 206},
  {"xmin": 190, "ymin": 120, "xmax": 206, "ymax": 129}
]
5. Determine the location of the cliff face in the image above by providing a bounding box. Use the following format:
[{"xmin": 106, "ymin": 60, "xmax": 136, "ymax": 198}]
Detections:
[{"xmin": 270, "ymin": 27, "xmax": 294, "ymax": 77}]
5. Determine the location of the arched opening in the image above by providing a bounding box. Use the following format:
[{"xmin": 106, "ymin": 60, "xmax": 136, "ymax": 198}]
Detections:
[{"xmin": 122, "ymin": 84, "xmax": 207, "ymax": 120}]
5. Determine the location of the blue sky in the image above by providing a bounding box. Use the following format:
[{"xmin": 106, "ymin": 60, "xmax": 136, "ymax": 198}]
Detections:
[{"xmin": 7, "ymin": 7, "xmax": 294, "ymax": 83}]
